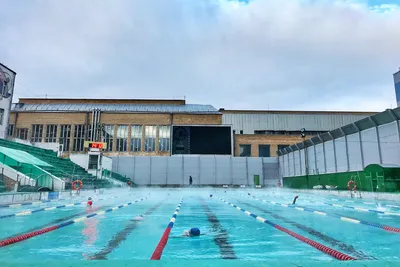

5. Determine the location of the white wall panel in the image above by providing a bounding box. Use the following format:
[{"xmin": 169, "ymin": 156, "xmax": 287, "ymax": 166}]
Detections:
[
  {"xmin": 150, "ymin": 157, "xmax": 167, "ymax": 185},
  {"xmin": 215, "ymin": 156, "xmax": 231, "ymax": 184},
  {"xmin": 335, "ymin": 137, "xmax": 347, "ymax": 172},
  {"xmin": 300, "ymin": 150, "xmax": 306, "ymax": 176},
  {"xmin": 307, "ymin": 146, "xmax": 316, "ymax": 174},
  {"xmin": 134, "ymin": 157, "xmax": 151, "ymax": 185},
  {"xmin": 247, "ymin": 158, "xmax": 263, "ymax": 185},
  {"xmin": 199, "ymin": 156, "xmax": 216, "ymax": 184},
  {"xmin": 183, "ymin": 157, "xmax": 199, "ymax": 185},
  {"xmin": 379, "ymin": 122, "xmax": 400, "ymax": 165},
  {"xmin": 324, "ymin": 141, "xmax": 335, "ymax": 173},
  {"xmin": 315, "ymin": 144, "xmax": 325, "ymax": 174},
  {"xmin": 279, "ymin": 156, "xmax": 284, "ymax": 178},
  {"xmin": 347, "ymin": 133, "xmax": 362, "ymax": 171},
  {"xmin": 167, "ymin": 156, "xmax": 183, "ymax": 185},
  {"xmin": 292, "ymin": 151, "xmax": 300, "ymax": 176},
  {"xmin": 289, "ymin": 152, "xmax": 295, "ymax": 177},
  {"xmin": 284, "ymin": 154, "xmax": 289, "ymax": 177},
  {"xmin": 361, "ymin": 128, "xmax": 380, "ymax": 166},
  {"xmin": 232, "ymin": 157, "xmax": 247, "ymax": 185}
]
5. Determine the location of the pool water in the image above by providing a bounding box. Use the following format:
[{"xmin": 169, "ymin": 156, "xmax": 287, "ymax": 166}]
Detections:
[{"xmin": 0, "ymin": 188, "xmax": 399, "ymax": 263}]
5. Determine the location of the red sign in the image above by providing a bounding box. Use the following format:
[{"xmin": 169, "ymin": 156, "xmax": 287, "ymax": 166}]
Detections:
[{"xmin": 89, "ymin": 142, "xmax": 104, "ymax": 149}]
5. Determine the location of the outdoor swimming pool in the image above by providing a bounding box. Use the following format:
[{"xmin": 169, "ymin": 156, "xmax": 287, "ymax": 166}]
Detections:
[{"xmin": 0, "ymin": 188, "xmax": 399, "ymax": 263}]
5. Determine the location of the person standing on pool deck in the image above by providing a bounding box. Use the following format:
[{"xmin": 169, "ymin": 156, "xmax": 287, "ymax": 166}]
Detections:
[{"xmin": 189, "ymin": 176, "xmax": 193, "ymax": 186}]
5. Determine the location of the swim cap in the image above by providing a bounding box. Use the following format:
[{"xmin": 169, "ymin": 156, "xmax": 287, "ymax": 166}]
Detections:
[
  {"xmin": 190, "ymin": 228, "xmax": 200, "ymax": 236},
  {"xmin": 88, "ymin": 197, "xmax": 92, "ymax": 200},
  {"xmin": 210, "ymin": 194, "xmax": 213, "ymax": 197}
]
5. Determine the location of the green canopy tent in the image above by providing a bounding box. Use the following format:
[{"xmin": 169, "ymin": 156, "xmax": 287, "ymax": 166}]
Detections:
[{"xmin": 364, "ymin": 164, "xmax": 400, "ymax": 192}]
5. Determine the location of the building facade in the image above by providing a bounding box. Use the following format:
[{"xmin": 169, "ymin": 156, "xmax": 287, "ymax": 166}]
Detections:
[
  {"xmin": 394, "ymin": 69, "xmax": 400, "ymax": 107},
  {"xmin": 221, "ymin": 109, "xmax": 377, "ymax": 157},
  {"xmin": 0, "ymin": 63, "xmax": 16, "ymax": 139},
  {"xmin": 10, "ymin": 98, "xmax": 221, "ymax": 156},
  {"xmin": 9, "ymin": 98, "xmax": 377, "ymax": 158}
]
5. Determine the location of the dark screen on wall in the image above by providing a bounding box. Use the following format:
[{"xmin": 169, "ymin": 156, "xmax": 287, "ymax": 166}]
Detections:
[{"xmin": 172, "ymin": 126, "xmax": 232, "ymax": 155}]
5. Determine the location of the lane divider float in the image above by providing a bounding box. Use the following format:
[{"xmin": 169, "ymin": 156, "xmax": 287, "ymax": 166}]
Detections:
[
  {"xmin": 0, "ymin": 196, "xmax": 120, "ymax": 220},
  {"xmin": 215, "ymin": 197, "xmax": 355, "ymax": 261},
  {"xmin": 150, "ymin": 199, "xmax": 183, "ymax": 260},
  {"xmin": 0, "ymin": 197, "xmax": 148, "ymax": 248},
  {"xmin": 256, "ymin": 194, "xmax": 400, "ymax": 216},
  {"xmin": 245, "ymin": 195, "xmax": 400, "ymax": 234}
]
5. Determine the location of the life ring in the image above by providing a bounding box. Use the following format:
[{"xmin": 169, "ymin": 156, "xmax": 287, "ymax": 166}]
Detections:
[
  {"xmin": 72, "ymin": 180, "xmax": 83, "ymax": 190},
  {"xmin": 347, "ymin": 180, "xmax": 356, "ymax": 191}
]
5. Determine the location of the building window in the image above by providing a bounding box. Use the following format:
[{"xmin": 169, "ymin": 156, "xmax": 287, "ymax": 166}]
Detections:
[
  {"xmin": 16, "ymin": 128, "xmax": 28, "ymax": 140},
  {"xmin": 239, "ymin": 144, "xmax": 251, "ymax": 157},
  {"xmin": 144, "ymin": 125, "xmax": 157, "ymax": 152},
  {"xmin": 158, "ymin": 125, "xmax": 170, "ymax": 152},
  {"xmin": 130, "ymin": 125, "xmax": 142, "ymax": 152},
  {"xmin": 59, "ymin": 125, "xmax": 71, "ymax": 152},
  {"xmin": 259, "ymin": 145, "xmax": 271, "ymax": 157},
  {"xmin": 116, "ymin": 125, "xmax": 128, "ymax": 152},
  {"xmin": 102, "ymin": 125, "xmax": 114, "ymax": 152},
  {"xmin": 31, "ymin": 124, "xmax": 43, "ymax": 142},
  {"xmin": 45, "ymin": 125, "xmax": 58, "ymax": 143},
  {"xmin": 0, "ymin": 109, "xmax": 4, "ymax": 125},
  {"xmin": 73, "ymin": 125, "xmax": 85, "ymax": 152},
  {"xmin": 8, "ymin": 124, "xmax": 14, "ymax": 137},
  {"xmin": 277, "ymin": 145, "xmax": 290, "ymax": 152}
]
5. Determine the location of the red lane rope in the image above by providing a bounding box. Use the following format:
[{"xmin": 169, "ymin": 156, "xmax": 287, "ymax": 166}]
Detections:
[
  {"xmin": 150, "ymin": 228, "xmax": 172, "ymax": 260},
  {"xmin": 274, "ymin": 225, "xmax": 355, "ymax": 260},
  {"xmin": 150, "ymin": 199, "xmax": 183, "ymax": 260}
]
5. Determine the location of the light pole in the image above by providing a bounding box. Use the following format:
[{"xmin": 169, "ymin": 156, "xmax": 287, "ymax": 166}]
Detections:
[{"xmin": 300, "ymin": 128, "xmax": 309, "ymax": 189}]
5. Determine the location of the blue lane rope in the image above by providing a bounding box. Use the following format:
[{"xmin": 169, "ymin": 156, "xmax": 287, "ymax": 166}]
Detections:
[
  {"xmin": 241, "ymin": 194, "xmax": 400, "ymax": 234},
  {"xmin": 0, "ymin": 196, "xmax": 119, "ymax": 219},
  {"xmin": 0, "ymin": 197, "xmax": 148, "ymax": 247}
]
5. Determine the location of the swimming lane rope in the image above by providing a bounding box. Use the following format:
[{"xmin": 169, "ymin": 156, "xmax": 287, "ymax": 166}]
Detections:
[
  {"xmin": 215, "ymin": 197, "xmax": 355, "ymax": 261},
  {"xmin": 0, "ymin": 197, "xmax": 147, "ymax": 248},
  {"xmin": 150, "ymin": 199, "xmax": 183, "ymax": 260}
]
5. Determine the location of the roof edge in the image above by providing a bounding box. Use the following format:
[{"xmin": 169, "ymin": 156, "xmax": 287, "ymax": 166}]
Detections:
[
  {"xmin": 0, "ymin": 63, "xmax": 17, "ymax": 74},
  {"xmin": 219, "ymin": 109, "xmax": 378, "ymax": 115}
]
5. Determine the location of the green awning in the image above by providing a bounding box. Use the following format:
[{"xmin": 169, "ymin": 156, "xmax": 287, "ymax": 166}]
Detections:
[{"xmin": 0, "ymin": 146, "xmax": 52, "ymax": 167}]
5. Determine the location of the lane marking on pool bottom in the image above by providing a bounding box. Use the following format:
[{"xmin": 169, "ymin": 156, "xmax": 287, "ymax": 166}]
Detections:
[
  {"xmin": 236, "ymin": 199, "xmax": 374, "ymax": 260},
  {"xmin": 200, "ymin": 197, "xmax": 237, "ymax": 259},
  {"xmin": 244, "ymin": 195, "xmax": 400, "ymax": 234},
  {"xmin": 89, "ymin": 201, "xmax": 164, "ymax": 260},
  {"xmin": 0, "ymin": 196, "xmax": 120, "ymax": 220},
  {"xmin": 0, "ymin": 197, "xmax": 148, "ymax": 248},
  {"xmin": 215, "ymin": 197, "xmax": 355, "ymax": 261},
  {"xmin": 150, "ymin": 199, "xmax": 183, "ymax": 260}
]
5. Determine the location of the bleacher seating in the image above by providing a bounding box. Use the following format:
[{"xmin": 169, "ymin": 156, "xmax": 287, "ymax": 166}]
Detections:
[{"xmin": 0, "ymin": 139, "xmax": 112, "ymax": 190}]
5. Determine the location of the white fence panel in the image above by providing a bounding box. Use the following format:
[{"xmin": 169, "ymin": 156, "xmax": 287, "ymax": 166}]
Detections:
[
  {"xmin": 379, "ymin": 122, "xmax": 400, "ymax": 165},
  {"xmin": 361, "ymin": 128, "xmax": 380, "ymax": 166}
]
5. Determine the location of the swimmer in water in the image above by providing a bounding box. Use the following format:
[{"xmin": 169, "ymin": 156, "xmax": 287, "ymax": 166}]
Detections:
[
  {"xmin": 292, "ymin": 196, "xmax": 299, "ymax": 205},
  {"xmin": 87, "ymin": 197, "xmax": 93, "ymax": 207},
  {"xmin": 132, "ymin": 215, "xmax": 144, "ymax": 221},
  {"xmin": 182, "ymin": 227, "xmax": 204, "ymax": 237}
]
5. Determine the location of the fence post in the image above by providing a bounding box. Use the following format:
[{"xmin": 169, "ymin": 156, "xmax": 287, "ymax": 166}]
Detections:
[
  {"xmin": 230, "ymin": 156, "xmax": 233, "ymax": 185},
  {"xmin": 149, "ymin": 156, "xmax": 152, "ymax": 186},
  {"xmin": 165, "ymin": 156, "xmax": 169, "ymax": 186},
  {"xmin": 198, "ymin": 155, "xmax": 201, "ymax": 186},
  {"xmin": 245, "ymin": 157, "xmax": 249, "ymax": 186},
  {"xmin": 182, "ymin": 155, "xmax": 184, "ymax": 186},
  {"xmin": 214, "ymin": 155, "xmax": 217, "ymax": 185}
]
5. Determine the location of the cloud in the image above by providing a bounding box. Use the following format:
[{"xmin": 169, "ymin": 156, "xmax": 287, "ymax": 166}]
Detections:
[{"xmin": 1, "ymin": 0, "xmax": 400, "ymax": 111}]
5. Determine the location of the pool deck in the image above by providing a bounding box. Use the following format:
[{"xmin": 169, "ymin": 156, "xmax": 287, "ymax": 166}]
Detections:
[{"xmin": 0, "ymin": 260, "xmax": 396, "ymax": 266}]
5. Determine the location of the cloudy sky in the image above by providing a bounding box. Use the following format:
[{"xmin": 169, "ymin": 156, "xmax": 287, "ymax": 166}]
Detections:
[{"xmin": 1, "ymin": 0, "xmax": 400, "ymax": 111}]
